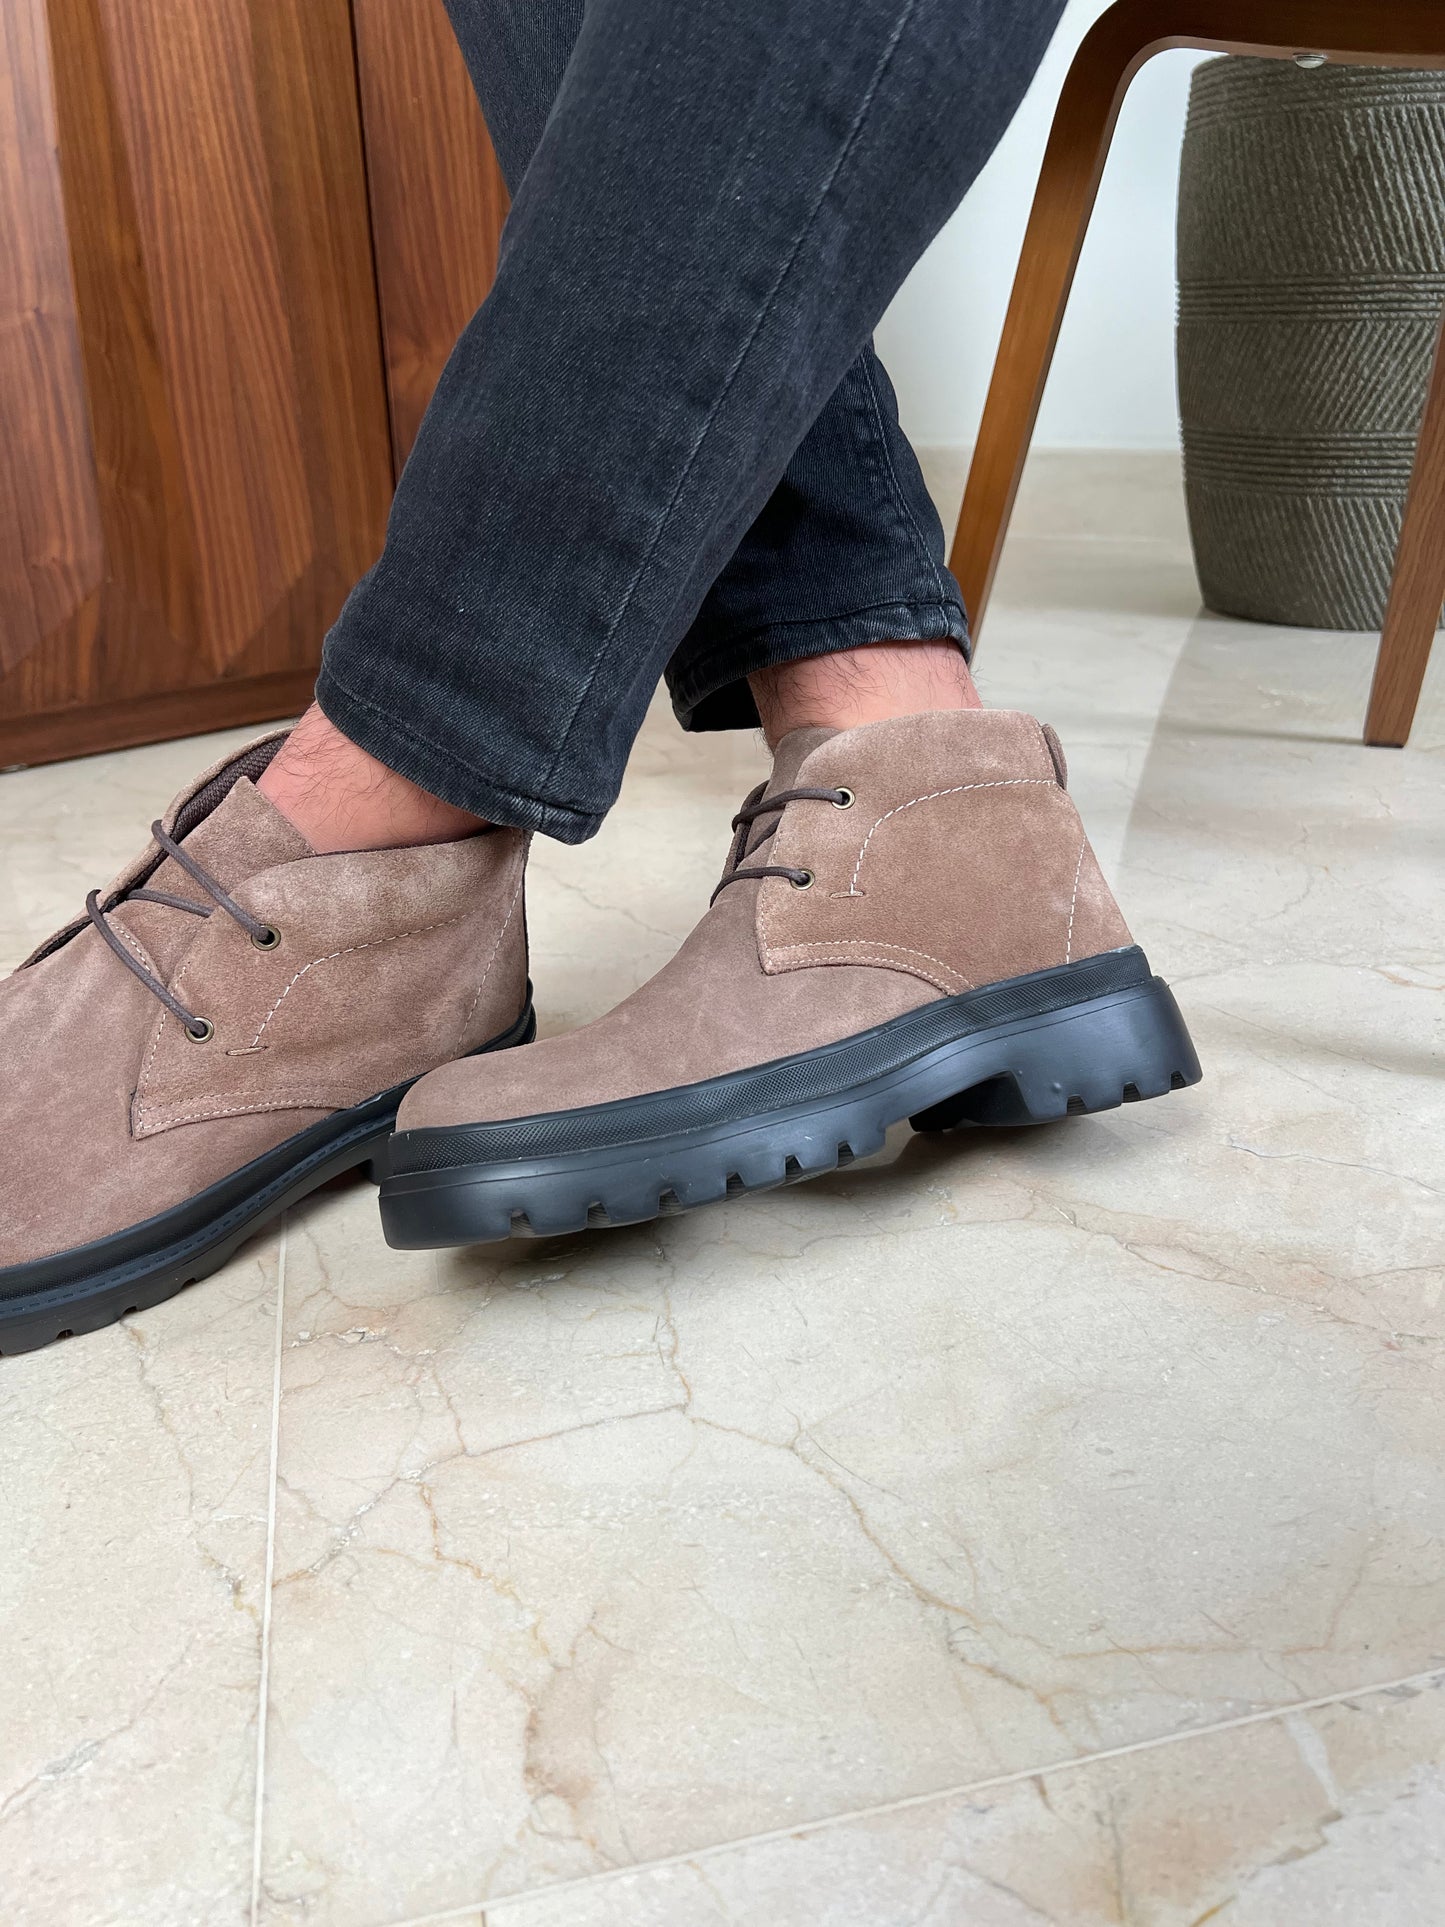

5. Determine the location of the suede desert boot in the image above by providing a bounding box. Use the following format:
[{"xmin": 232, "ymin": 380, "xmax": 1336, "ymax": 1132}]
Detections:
[
  {"xmin": 380, "ymin": 709, "xmax": 1199, "ymax": 1247},
  {"xmin": 0, "ymin": 733, "xmax": 531, "ymax": 1352}
]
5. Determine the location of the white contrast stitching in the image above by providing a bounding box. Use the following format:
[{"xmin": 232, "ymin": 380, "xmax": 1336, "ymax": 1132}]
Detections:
[
  {"xmin": 764, "ymin": 935, "xmax": 973, "ymax": 992},
  {"xmin": 136, "ymin": 944, "xmax": 204, "ymax": 1108},
  {"xmin": 1064, "ymin": 835, "xmax": 1088, "ymax": 963},
  {"xmin": 451, "ymin": 864, "xmax": 525, "ymax": 1057},
  {"xmin": 244, "ymin": 912, "xmax": 470, "ymax": 1050},
  {"xmin": 139, "ymin": 1010, "xmax": 172, "ymax": 1097},
  {"xmin": 134, "ymin": 1094, "xmax": 359, "ymax": 1134},
  {"xmin": 133, "ymin": 909, "xmax": 473, "ymax": 1127},
  {"xmin": 847, "ymin": 779, "xmax": 1054, "ymax": 894},
  {"xmin": 115, "ymin": 924, "xmax": 161, "ymax": 975},
  {"xmin": 860, "ymin": 353, "xmax": 950, "ymax": 607}
]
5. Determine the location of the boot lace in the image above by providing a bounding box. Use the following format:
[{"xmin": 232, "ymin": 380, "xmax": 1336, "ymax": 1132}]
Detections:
[
  {"xmin": 85, "ymin": 822, "xmax": 279, "ymax": 1043},
  {"xmin": 710, "ymin": 783, "xmax": 854, "ymax": 905}
]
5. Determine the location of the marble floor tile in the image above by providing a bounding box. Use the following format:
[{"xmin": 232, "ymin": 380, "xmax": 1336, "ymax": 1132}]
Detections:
[
  {"xmin": 2, "ymin": 454, "xmax": 1441, "ymax": 1927},
  {"xmin": 253, "ymin": 568, "xmax": 1440, "ymax": 1920},
  {"xmin": 487, "ymin": 1670, "xmax": 1445, "ymax": 1927},
  {"xmin": 0, "ymin": 1231, "xmax": 281, "ymax": 1926}
]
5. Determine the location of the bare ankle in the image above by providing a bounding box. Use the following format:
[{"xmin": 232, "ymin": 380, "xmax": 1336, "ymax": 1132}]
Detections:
[
  {"xmin": 749, "ymin": 638, "xmax": 982, "ymax": 749},
  {"xmin": 258, "ymin": 705, "xmax": 489, "ymax": 853}
]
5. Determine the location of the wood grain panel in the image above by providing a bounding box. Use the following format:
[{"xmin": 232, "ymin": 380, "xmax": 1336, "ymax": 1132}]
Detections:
[
  {"xmin": 0, "ymin": 0, "xmax": 103, "ymax": 681},
  {"xmin": 353, "ymin": 0, "xmax": 508, "ymax": 471},
  {"xmin": 1366, "ymin": 303, "xmax": 1445, "ymax": 745},
  {"xmin": 0, "ymin": 0, "xmax": 394, "ymax": 767},
  {"xmin": 0, "ymin": 670, "xmax": 320, "ymax": 770}
]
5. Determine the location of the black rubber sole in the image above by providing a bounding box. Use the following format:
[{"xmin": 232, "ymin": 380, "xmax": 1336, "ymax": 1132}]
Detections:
[
  {"xmin": 380, "ymin": 948, "xmax": 1200, "ymax": 1250},
  {"xmin": 0, "ymin": 999, "xmax": 535, "ymax": 1357}
]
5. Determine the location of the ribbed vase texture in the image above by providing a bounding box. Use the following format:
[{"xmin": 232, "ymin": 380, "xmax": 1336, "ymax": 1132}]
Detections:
[{"xmin": 1177, "ymin": 59, "xmax": 1445, "ymax": 631}]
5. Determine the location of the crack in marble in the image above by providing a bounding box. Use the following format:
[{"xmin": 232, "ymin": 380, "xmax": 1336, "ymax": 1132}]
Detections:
[
  {"xmin": 1224, "ymin": 1134, "xmax": 1440, "ymax": 1197},
  {"xmin": 382, "ymin": 1670, "xmax": 1445, "ymax": 1927},
  {"xmin": 119, "ymin": 1318, "xmax": 271, "ymax": 1628},
  {"xmin": 537, "ymin": 868, "xmax": 680, "ymax": 948},
  {"xmin": 1034, "ymin": 1194, "xmax": 1444, "ymax": 1344},
  {"xmin": 670, "ymin": 1402, "xmax": 1074, "ymax": 1748},
  {"xmin": 0, "ymin": 1633, "xmax": 203, "ymax": 1826},
  {"xmin": 274, "ymin": 1401, "xmax": 688, "ymax": 1589},
  {"xmin": 943, "ymin": 1852, "xmax": 1064, "ymax": 1924},
  {"xmin": 21, "ymin": 623, "xmax": 1433, "ymax": 1927}
]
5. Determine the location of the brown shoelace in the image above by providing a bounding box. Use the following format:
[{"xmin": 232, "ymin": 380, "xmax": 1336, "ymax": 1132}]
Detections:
[
  {"xmin": 710, "ymin": 783, "xmax": 854, "ymax": 905},
  {"xmin": 85, "ymin": 821, "xmax": 279, "ymax": 1043}
]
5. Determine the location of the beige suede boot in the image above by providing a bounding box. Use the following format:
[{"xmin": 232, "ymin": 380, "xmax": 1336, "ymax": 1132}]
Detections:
[
  {"xmin": 0, "ymin": 733, "xmax": 531, "ymax": 1352},
  {"xmin": 381, "ymin": 709, "xmax": 1199, "ymax": 1247}
]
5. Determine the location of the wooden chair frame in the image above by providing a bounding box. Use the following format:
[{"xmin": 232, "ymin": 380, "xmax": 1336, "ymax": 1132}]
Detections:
[{"xmin": 949, "ymin": 0, "xmax": 1445, "ymax": 746}]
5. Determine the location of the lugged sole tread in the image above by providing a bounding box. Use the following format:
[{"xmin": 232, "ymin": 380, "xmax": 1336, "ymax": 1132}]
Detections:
[
  {"xmin": 0, "ymin": 1000, "xmax": 537, "ymax": 1357},
  {"xmin": 381, "ymin": 972, "xmax": 1203, "ymax": 1251}
]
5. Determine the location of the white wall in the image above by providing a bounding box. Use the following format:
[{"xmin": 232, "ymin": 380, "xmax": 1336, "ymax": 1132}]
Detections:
[{"xmin": 876, "ymin": 1, "xmax": 1204, "ymax": 451}]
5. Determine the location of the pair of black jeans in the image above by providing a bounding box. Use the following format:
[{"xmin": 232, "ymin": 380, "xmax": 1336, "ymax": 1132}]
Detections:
[{"xmin": 317, "ymin": 0, "xmax": 1064, "ymax": 842}]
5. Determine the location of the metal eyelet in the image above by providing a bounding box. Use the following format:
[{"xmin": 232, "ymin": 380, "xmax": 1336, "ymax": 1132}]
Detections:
[
  {"xmin": 186, "ymin": 1017, "xmax": 215, "ymax": 1044},
  {"xmin": 832, "ymin": 787, "xmax": 855, "ymax": 810},
  {"xmin": 251, "ymin": 924, "xmax": 281, "ymax": 950},
  {"xmin": 791, "ymin": 869, "xmax": 814, "ymax": 890}
]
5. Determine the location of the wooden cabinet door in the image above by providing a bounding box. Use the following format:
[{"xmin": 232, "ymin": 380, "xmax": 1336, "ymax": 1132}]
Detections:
[
  {"xmin": 0, "ymin": 0, "xmax": 395, "ymax": 766},
  {"xmin": 352, "ymin": 0, "xmax": 509, "ymax": 474}
]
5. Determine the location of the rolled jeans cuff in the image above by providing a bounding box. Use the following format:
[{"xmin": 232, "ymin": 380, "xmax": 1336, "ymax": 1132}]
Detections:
[
  {"xmin": 667, "ymin": 595, "xmax": 971, "ymax": 733},
  {"xmin": 315, "ymin": 657, "xmax": 608, "ymax": 843}
]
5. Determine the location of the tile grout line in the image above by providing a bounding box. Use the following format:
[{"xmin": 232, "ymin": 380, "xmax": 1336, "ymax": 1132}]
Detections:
[
  {"xmin": 249, "ymin": 1213, "xmax": 289, "ymax": 1927},
  {"xmin": 378, "ymin": 1663, "xmax": 1445, "ymax": 1927}
]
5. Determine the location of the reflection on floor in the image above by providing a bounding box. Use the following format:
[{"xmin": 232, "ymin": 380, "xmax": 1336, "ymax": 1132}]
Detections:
[{"xmin": 2, "ymin": 453, "xmax": 1441, "ymax": 1927}]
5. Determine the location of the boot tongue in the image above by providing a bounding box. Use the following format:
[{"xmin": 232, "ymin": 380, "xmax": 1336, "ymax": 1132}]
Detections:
[
  {"xmin": 765, "ymin": 726, "xmax": 839, "ymax": 798},
  {"xmin": 154, "ymin": 777, "xmax": 312, "ymax": 894},
  {"xmin": 116, "ymin": 775, "xmax": 313, "ymax": 979},
  {"xmin": 728, "ymin": 727, "xmax": 840, "ymax": 867}
]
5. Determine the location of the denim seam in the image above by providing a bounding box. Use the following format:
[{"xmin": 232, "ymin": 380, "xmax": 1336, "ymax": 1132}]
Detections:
[
  {"xmin": 675, "ymin": 596, "xmax": 966, "ymax": 692},
  {"xmin": 860, "ymin": 352, "xmax": 950, "ymax": 607},
  {"xmin": 538, "ymin": 0, "xmax": 927, "ymax": 793},
  {"xmin": 318, "ymin": 661, "xmax": 603, "ymax": 825}
]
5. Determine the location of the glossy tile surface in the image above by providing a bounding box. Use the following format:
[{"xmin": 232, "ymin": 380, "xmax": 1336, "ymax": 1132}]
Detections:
[
  {"xmin": 490, "ymin": 1673, "xmax": 1445, "ymax": 1927},
  {"xmin": 0, "ymin": 1238, "xmax": 280, "ymax": 1926},
  {"xmin": 1, "ymin": 453, "xmax": 1441, "ymax": 1927}
]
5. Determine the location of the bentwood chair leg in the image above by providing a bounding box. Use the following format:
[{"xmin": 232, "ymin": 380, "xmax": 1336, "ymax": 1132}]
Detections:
[
  {"xmin": 947, "ymin": 19, "xmax": 1145, "ymax": 644},
  {"xmin": 1365, "ymin": 305, "xmax": 1445, "ymax": 746},
  {"xmin": 952, "ymin": 0, "xmax": 1445, "ymax": 695}
]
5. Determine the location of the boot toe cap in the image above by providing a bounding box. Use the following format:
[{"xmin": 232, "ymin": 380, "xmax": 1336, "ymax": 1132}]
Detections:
[{"xmin": 396, "ymin": 1048, "xmax": 549, "ymax": 1132}]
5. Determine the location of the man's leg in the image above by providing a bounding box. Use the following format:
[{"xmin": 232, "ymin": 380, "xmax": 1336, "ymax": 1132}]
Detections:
[
  {"xmin": 444, "ymin": 0, "xmax": 981, "ymax": 751},
  {"xmin": 259, "ymin": 0, "xmax": 1063, "ymax": 853},
  {"xmin": 264, "ymin": 0, "xmax": 983, "ymax": 850},
  {"xmin": 669, "ymin": 347, "xmax": 977, "ymax": 739},
  {"xmin": 342, "ymin": 0, "xmax": 1201, "ymax": 1252}
]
